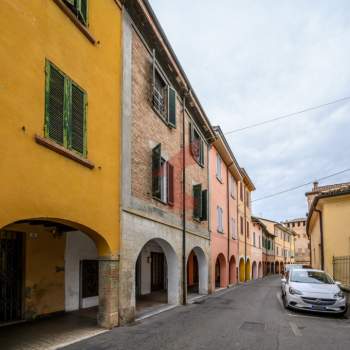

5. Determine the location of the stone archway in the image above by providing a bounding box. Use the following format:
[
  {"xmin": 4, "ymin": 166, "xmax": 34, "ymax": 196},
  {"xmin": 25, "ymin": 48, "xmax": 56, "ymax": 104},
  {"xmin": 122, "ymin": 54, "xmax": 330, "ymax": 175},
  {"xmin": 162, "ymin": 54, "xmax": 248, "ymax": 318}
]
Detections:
[
  {"xmin": 0, "ymin": 218, "xmax": 116, "ymax": 328},
  {"xmin": 245, "ymin": 258, "xmax": 251, "ymax": 281},
  {"xmin": 239, "ymin": 258, "xmax": 245, "ymax": 282},
  {"xmin": 135, "ymin": 238, "xmax": 179, "ymax": 316},
  {"xmin": 252, "ymin": 261, "xmax": 257, "ymax": 280},
  {"xmin": 229, "ymin": 256, "xmax": 237, "ymax": 284},
  {"xmin": 215, "ymin": 253, "xmax": 227, "ymax": 289},
  {"xmin": 258, "ymin": 262, "xmax": 262, "ymax": 278},
  {"xmin": 187, "ymin": 246, "xmax": 208, "ymax": 296}
]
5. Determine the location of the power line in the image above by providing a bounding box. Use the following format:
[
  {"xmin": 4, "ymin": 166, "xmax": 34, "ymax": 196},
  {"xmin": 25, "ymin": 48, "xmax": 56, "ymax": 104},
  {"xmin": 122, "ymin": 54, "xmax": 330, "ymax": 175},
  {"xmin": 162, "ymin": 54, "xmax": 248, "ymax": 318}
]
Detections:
[
  {"xmin": 252, "ymin": 167, "xmax": 350, "ymax": 203},
  {"xmin": 225, "ymin": 96, "xmax": 350, "ymax": 135}
]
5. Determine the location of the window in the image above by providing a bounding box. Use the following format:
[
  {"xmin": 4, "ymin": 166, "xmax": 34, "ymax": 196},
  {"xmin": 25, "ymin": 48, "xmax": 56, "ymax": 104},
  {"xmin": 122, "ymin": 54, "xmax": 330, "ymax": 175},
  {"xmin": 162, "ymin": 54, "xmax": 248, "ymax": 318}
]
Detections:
[
  {"xmin": 277, "ymin": 246, "xmax": 279, "ymax": 256},
  {"xmin": 63, "ymin": 0, "xmax": 88, "ymax": 26},
  {"xmin": 245, "ymin": 190, "xmax": 250, "ymax": 208},
  {"xmin": 217, "ymin": 206, "xmax": 223, "ymax": 233},
  {"xmin": 152, "ymin": 144, "xmax": 174, "ymax": 205},
  {"xmin": 152, "ymin": 55, "xmax": 176, "ymax": 128},
  {"xmin": 231, "ymin": 218, "xmax": 236, "ymax": 239},
  {"xmin": 246, "ymin": 221, "xmax": 250, "ymax": 239},
  {"xmin": 240, "ymin": 216, "xmax": 243, "ymax": 235},
  {"xmin": 253, "ymin": 232, "xmax": 256, "ymax": 246},
  {"xmin": 259, "ymin": 235, "xmax": 261, "ymax": 248},
  {"xmin": 230, "ymin": 175, "xmax": 235, "ymax": 198},
  {"xmin": 45, "ymin": 61, "xmax": 87, "ymax": 156},
  {"xmin": 240, "ymin": 182, "xmax": 243, "ymax": 201},
  {"xmin": 193, "ymin": 184, "xmax": 208, "ymax": 221},
  {"xmin": 190, "ymin": 123, "xmax": 204, "ymax": 166},
  {"xmin": 216, "ymin": 153, "xmax": 222, "ymax": 182}
]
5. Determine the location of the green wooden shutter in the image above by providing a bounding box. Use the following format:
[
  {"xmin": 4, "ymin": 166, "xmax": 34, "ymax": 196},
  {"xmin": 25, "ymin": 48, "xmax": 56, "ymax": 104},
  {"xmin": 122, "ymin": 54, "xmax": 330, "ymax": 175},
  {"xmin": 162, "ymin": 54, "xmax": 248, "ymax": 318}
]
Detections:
[
  {"xmin": 193, "ymin": 184, "xmax": 202, "ymax": 220},
  {"xmin": 76, "ymin": 0, "xmax": 88, "ymax": 25},
  {"xmin": 70, "ymin": 83, "xmax": 86, "ymax": 155},
  {"xmin": 199, "ymin": 139, "xmax": 204, "ymax": 166},
  {"xmin": 167, "ymin": 162, "xmax": 174, "ymax": 206},
  {"xmin": 152, "ymin": 144, "xmax": 162, "ymax": 199},
  {"xmin": 167, "ymin": 86, "xmax": 176, "ymax": 128},
  {"xmin": 46, "ymin": 64, "xmax": 65, "ymax": 145},
  {"xmin": 201, "ymin": 189, "xmax": 208, "ymax": 221}
]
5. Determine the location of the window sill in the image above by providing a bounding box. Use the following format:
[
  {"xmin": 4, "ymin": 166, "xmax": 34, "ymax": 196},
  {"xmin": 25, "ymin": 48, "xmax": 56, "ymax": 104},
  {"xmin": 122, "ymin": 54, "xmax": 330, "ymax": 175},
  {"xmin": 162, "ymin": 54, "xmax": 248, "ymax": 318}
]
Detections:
[
  {"xmin": 52, "ymin": 0, "xmax": 97, "ymax": 45},
  {"xmin": 217, "ymin": 230, "xmax": 224, "ymax": 234},
  {"xmin": 216, "ymin": 176, "xmax": 223, "ymax": 184},
  {"xmin": 35, "ymin": 135, "xmax": 95, "ymax": 169}
]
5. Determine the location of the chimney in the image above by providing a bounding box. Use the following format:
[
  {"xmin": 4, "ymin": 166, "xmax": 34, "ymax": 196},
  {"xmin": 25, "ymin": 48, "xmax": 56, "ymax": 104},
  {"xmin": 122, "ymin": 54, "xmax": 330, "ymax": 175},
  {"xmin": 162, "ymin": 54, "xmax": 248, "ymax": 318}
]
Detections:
[{"xmin": 313, "ymin": 181, "xmax": 319, "ymax": 190}]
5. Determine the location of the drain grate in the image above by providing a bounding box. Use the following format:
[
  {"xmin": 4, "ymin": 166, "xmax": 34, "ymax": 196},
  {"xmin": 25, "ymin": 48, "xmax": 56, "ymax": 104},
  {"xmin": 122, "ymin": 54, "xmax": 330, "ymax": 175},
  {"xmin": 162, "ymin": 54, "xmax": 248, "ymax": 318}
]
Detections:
[{"xmin": 240, "ymin": 321, "xmax": 265, "ymax": 332}]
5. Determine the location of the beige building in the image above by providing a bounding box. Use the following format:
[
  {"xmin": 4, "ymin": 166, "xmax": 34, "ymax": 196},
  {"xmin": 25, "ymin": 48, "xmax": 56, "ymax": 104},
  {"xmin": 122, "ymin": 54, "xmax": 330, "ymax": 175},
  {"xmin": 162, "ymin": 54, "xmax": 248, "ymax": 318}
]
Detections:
[
  {"xmin": 306, "ymin": 181, "xmax": 350, "ymax": 282},
  {"xmin": 284, "ymin": 218, "xmax": 310, "ymax": 267}
]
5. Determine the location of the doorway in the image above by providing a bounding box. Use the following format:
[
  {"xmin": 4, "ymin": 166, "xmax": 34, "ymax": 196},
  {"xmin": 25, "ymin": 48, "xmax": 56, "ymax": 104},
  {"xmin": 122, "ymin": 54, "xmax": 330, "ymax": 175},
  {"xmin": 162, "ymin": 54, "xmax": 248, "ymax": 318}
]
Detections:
[{"xmin": 0, "ymin": 231, "xmax": 24, "ymax": 324}]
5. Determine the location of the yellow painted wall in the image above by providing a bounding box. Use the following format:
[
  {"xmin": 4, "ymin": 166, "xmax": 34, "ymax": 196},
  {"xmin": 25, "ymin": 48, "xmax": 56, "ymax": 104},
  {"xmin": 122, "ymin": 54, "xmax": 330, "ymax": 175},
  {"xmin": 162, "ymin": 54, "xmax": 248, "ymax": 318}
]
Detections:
[
  {"xmin": 25, "ymin": 232, "xmax": 65, "ymax": 318},
  {"xmin": 0, "ymin": 0, "xmax": 122, "ymax": 256},
  {"xmin": 322, "ymin": 195, "xmax": 350, "ymax": 275}
]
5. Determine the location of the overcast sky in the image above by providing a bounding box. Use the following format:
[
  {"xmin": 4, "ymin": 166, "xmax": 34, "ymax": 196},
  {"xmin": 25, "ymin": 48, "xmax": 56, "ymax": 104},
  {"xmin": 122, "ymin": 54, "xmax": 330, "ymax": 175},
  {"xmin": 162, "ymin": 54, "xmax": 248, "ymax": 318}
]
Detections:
[{"xmin": 149, "ymin": 0, "xmax": 350, "ymax": 222}]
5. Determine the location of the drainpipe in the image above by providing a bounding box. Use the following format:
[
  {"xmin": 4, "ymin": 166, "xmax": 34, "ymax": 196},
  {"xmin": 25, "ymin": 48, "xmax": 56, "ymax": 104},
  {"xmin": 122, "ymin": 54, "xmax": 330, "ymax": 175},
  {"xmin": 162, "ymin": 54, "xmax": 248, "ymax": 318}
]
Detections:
[
  {"xmin": 182, "ymin": 91, "xmax": 188, "ymax": 305},
  {"xmin": 244, "ymin": 187, "xmax": 247, "ymax": 282},
  {"xmin": 236, "ymin": 181, "xmax": 239, "ymax": 283},
  {"xmin": 226, "ymin": 165, "xmax": 231, "ymax": 287},
  {"xmin": 315, "ymin": 209, "xmax": 324, "ymax": 270}
]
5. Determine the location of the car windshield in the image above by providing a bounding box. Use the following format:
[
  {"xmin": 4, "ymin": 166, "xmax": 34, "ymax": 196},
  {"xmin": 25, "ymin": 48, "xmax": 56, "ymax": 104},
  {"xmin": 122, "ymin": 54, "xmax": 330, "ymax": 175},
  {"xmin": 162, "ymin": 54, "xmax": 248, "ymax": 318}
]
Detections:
[{"xmin": 290, "ymin": 270, "xmax": 333, "ymax": 284}]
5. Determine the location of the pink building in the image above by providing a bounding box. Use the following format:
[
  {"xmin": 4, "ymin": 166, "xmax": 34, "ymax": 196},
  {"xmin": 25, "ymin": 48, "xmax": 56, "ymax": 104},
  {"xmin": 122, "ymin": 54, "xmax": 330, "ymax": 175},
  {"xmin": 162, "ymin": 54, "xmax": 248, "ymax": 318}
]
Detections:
[{"xmin": 209, "ymin": 127, "xmax": 242, "ymax": 291}]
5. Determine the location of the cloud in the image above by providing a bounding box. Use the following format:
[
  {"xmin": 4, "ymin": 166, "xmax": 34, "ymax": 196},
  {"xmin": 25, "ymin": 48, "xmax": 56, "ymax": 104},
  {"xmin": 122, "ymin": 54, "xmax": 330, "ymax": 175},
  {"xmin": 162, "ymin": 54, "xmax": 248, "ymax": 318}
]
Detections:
[{"xmin": 149, "ymin": 0, "xmax": 350, "ymax": 220}]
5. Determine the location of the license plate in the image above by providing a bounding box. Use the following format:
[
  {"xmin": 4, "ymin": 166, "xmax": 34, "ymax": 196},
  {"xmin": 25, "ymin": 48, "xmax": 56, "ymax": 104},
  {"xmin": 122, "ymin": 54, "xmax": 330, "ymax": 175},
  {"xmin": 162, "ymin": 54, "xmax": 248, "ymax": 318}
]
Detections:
[{"xmin": 311, "ymin": 305, "xmax": 326, "ymax": 311}]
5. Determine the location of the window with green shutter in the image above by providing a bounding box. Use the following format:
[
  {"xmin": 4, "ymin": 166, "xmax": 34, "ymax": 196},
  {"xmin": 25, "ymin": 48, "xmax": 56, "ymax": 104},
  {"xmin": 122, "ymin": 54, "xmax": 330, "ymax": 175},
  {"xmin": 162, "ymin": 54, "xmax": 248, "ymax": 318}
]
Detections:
[
  {"xmin": 192, "ymin": 184, "xmax": 208, "ymax": 222},
  {"xmin": 45, "ymin": 61, "xmax": 87, "ymax": 157},
  {"xmin": 151, "ymin": 51, "xmax": 177, "ymax": 128},
  {"xmin": 63, "ymin": 0, "xmax": 88, "ymax": 26}
]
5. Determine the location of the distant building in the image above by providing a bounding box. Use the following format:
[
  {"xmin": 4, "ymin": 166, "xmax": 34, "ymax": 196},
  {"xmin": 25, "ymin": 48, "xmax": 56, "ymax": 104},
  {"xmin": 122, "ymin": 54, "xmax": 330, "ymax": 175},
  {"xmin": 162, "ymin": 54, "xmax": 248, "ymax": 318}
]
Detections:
[
  {"xmin": 283, "ymin": 218, "xmax": 310, "ymax": 267},
  {"xmin": 306, "ymin": 181, "xmax": 350, "ymax": 278}
]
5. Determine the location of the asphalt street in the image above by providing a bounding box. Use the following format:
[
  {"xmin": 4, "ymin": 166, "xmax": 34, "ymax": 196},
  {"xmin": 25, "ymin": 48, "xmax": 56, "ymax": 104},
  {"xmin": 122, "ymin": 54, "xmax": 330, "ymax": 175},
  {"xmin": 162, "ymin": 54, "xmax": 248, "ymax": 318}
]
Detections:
[{"xmin": 63, "ymin": 276, "xmax": 350, "ymax": 350}]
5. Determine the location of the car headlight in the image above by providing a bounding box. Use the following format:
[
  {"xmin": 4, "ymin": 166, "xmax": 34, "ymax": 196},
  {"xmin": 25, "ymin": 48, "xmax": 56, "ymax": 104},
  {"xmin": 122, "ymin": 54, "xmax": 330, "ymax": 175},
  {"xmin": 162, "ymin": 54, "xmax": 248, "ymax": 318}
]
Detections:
[
  {"xmin": 334, "ymin": 291, "xmax": 345, "ymax": 299},
  {"xmin": 289, "ymin": 287, "xmax": 303, "ymax": 295}
]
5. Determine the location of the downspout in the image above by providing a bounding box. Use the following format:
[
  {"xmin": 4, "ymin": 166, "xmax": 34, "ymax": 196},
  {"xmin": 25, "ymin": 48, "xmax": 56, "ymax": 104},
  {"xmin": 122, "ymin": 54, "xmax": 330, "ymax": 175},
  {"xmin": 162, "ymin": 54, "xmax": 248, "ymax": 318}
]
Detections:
[
  {"xmin": 226, "ymin": 165, "xmax": 231, "ymax": 286},
  {"xmin": 244, "ymin": 187, "xmax": 247, "ymax": 282},
  {"xmin": 236, "ymin": 182, "xmax": 239, "ymax": 283},
  {"xmin": 182, "ymin": 91, "xmax": 188, "ymax": 305},
  {"xmin": 315, "ymin": 209, "xmax": 324, "ymax": 270}
]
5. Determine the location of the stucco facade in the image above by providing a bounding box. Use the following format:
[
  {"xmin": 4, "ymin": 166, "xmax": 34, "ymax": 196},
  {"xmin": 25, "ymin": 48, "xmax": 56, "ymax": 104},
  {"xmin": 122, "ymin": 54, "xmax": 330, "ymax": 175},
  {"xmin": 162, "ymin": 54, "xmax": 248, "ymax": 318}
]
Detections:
[
  {"xmin": 306, "ymin": 182, "xmax": 350, "ymax": 276},
  {"xmin": 0, "ymin": 0, "xmax": 122, "ymax": 328},
  {"xmin": 209, "ymin": 128, "xmax": 241, "ymax": 290}
]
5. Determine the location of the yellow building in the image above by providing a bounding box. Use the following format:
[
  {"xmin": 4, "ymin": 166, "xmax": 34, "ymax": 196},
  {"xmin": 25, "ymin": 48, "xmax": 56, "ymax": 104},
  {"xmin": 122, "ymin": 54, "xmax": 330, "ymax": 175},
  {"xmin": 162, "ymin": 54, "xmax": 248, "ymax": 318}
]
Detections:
[
  {"xmin": 0, "ymin": 0, "xmax": 122, "ymax": 328},
  {"xmin": 238, "ymin": 168, "xmax": 256, "ymax": 282},
  {"xmin": 306, "ymin": 181, "xmax": 350, "ymax": 281}
]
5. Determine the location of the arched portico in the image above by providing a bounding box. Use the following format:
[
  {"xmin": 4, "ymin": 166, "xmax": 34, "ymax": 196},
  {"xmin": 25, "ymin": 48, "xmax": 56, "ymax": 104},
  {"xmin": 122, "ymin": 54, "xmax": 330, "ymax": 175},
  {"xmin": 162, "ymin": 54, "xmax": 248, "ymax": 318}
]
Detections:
[
  {"xmin": 0, "ymin": 218, "xmax": 117, "ymax": 328},
  {"xmin": 187, "ymin": 246, "xmax": 208, "ymax": 296},
  {"xmin": 239, "ymin": 258, "xmax": 245, "ymax": 282},
  {"xmin": 245, "ymin": 258, "xmax": 251, "ymax": 281},
  {"xmin": 215, "ymin": 253, "xmax": 227, "ymax": 289},
  {"xmin": 135, "ymin": 238, "xmax": 179, "ymax": 315},
  {"xmin": 258, "ymin": 262, "xmax": 262, "ymax": 278},
  {"xmin": 229, "ymin": 256, "xmax": 237, "ymax": 284},
  {"xmin": 252, "ymin": 261, "xmax": 257, "ymax": 280}
]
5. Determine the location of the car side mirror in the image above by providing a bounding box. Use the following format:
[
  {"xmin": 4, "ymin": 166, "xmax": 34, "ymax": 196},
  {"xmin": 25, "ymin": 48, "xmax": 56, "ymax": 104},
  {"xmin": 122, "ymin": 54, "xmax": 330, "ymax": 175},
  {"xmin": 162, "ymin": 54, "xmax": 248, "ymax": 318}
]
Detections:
[
  {"xmin": 281, "ymin": 278, "xmax": 287, "ymax": 283},
  {"xmin": 335, "ymin": 281, "xmax": 342, "ymax": 286}
]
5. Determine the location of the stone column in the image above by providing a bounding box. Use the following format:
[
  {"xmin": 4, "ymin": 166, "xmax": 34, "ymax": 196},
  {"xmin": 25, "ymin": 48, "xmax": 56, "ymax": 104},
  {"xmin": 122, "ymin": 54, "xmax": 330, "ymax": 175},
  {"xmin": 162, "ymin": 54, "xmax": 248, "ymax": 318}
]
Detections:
[{"xmin": 98, "ymin": 257, "xmax": 119, "ymax": 328}]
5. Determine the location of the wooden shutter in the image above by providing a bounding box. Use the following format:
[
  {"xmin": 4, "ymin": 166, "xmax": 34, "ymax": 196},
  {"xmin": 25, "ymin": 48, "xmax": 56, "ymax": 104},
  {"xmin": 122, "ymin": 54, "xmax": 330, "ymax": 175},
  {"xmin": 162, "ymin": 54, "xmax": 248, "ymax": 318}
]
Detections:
[
  {"xmin": 76, "ymin": 0, "xmax": 88, "ymax": 25},
  {"xmin": 70, "ymin": 83, "xmax": 86, "ymax": 155},
  {"xmin": 167, "ymin": 162, "xmax": 174, "ymax": 206},
  {"xmin": 152, "ymin": 144, "xmax": 162, "ymax": 199},
  {"xmin": 167, "ymin": 86, "xmax": 176, "ymax": 128},
  {"xmin": 193, "ymin": 184, "xmax": 202, "ymax": 220},
  {"xmin": 189, "ymin": 123, "xmax": 194, "ymax": 156},
  {"xmin": 199, "ymin": 139, "xmax": 204, "ymax": 166},
  {"xmin": 46, "ymin": 64, "xmax": 65, "ymax": 145},
  {"xmin": 201, "ymin": 189, "xmax": 208, "ymax": 221}
]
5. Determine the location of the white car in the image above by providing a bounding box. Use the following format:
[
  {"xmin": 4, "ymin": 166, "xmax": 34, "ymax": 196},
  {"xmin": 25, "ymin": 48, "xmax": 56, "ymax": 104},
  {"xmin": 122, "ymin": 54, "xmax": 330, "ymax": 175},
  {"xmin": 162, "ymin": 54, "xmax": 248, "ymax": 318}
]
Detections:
[{"xmin": 281, "ymin": 269, "xmax": 348, "ymax": 315}]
